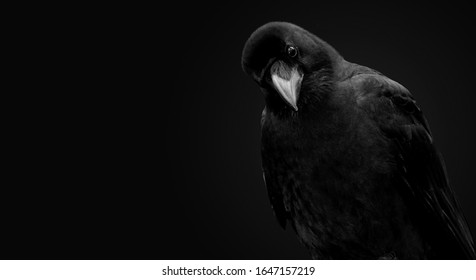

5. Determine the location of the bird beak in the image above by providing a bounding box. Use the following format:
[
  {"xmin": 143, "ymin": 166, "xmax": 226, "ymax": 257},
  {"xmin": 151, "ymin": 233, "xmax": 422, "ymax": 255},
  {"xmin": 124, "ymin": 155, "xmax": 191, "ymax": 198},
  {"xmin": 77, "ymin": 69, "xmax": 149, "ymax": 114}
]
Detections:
[{"xmin": 270, "ymin": 61, "xmax": 303, "ymax": 111}]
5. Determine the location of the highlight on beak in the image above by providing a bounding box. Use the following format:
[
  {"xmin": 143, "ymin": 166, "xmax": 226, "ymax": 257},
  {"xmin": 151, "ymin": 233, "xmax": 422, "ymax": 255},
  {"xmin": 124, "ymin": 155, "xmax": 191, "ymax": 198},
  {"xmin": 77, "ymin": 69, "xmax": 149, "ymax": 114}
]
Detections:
[{"xmin": 270, "ymin": 60, "xmax": 303, "ymax": 111}]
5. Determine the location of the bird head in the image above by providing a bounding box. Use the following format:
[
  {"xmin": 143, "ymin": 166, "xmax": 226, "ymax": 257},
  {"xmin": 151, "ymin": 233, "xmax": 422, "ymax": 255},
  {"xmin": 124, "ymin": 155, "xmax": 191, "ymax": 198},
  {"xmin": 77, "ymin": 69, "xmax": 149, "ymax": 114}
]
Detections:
[{"xmin": 242, "ymin": 22, "xmax": 340, "ymax": 112}]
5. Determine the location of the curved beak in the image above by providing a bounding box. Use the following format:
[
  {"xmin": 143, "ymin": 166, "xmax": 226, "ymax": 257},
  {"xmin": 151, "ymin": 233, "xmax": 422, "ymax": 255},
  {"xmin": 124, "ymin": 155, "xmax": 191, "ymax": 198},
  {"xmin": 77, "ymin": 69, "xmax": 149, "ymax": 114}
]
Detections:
[{"xmin": 270, "ymin": 61, "xmax": 303, "ymax": 111}]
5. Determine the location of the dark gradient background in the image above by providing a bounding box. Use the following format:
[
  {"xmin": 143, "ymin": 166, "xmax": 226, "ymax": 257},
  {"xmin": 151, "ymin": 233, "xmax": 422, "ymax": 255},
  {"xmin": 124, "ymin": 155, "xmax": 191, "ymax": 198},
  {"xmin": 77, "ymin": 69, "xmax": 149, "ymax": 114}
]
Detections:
[{"xmin": 3, "ymin": 3, "xmax": 475, "ymax": 259}]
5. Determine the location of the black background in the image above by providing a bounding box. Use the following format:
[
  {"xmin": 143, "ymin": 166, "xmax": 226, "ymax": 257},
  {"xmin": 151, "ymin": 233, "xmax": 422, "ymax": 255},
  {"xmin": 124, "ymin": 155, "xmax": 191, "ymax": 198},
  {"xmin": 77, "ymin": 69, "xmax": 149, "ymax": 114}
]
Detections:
[{"xmin": 3, "ymin": 2, "xmax": 475, "ymax": 259}]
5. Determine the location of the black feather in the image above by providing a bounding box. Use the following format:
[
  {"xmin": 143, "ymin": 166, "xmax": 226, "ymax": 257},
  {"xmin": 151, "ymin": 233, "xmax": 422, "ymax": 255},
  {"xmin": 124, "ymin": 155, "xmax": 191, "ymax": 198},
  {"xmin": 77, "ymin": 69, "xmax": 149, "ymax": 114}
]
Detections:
[{"xmin": 357, "ymin": 73, "xmax": 476, "ymax": 259}]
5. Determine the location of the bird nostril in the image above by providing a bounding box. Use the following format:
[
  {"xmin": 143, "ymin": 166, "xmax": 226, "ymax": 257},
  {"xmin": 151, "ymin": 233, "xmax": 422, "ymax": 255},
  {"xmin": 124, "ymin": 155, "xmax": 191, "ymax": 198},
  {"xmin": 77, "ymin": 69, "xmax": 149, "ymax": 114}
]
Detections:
[{"xmin": 270, "ymin": 60, "xmax": 293, "ymax": 80}]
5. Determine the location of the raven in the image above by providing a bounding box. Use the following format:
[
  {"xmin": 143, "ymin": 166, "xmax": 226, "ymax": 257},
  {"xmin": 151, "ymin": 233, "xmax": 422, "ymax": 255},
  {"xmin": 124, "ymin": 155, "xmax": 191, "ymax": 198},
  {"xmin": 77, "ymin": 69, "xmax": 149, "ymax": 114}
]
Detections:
[{"xmin": 241, "ymin": 22, "xmax": 475, "ymax": 259}]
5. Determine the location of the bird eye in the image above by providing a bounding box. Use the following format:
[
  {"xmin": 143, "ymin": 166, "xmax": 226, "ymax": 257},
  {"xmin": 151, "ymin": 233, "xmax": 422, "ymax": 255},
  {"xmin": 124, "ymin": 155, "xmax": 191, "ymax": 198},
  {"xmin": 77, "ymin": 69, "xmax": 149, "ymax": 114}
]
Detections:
[{"xmin": 287, "ymin": 45, "xmax": 298, "ymax": 58}]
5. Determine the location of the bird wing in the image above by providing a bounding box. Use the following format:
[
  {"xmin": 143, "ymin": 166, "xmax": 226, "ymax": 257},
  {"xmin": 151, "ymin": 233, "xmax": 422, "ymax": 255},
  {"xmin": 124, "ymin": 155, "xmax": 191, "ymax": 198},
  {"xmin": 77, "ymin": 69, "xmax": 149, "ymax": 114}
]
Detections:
[
  {"xmin": 354, "ymin": 73, "xmax": 476, "ymax": 259},
  {"xmin": 260, "ymin": 108, "xmax": 289, "ymax": 229}
]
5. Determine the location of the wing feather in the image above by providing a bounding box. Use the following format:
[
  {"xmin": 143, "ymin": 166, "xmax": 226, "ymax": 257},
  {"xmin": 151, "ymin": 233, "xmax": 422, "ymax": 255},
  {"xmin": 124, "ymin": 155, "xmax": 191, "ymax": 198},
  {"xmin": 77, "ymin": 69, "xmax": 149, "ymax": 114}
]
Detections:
[
  {"xmin": 356, "ymin": 73, "xmax": 475, "ymax": 259},
  {"xmin": 261, "ymin": 108, "xmax": 289, "ymax": 229}
]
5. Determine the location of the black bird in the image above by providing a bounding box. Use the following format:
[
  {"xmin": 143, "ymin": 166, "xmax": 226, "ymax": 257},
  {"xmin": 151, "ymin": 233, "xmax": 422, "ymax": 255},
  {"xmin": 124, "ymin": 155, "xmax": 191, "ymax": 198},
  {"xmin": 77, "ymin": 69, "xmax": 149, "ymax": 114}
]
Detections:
[{"xmin": 241, "ymin": 22, "xmax": 475, "ymax": 259}]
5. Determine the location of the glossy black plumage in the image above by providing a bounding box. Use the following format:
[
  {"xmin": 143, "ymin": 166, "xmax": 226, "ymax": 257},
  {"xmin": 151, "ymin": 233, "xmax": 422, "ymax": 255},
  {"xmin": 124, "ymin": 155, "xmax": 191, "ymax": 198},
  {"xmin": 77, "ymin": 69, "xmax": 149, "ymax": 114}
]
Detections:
[{"xmin": 242, "ymin": 22, "xmax": 475, "ymax": 259}]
